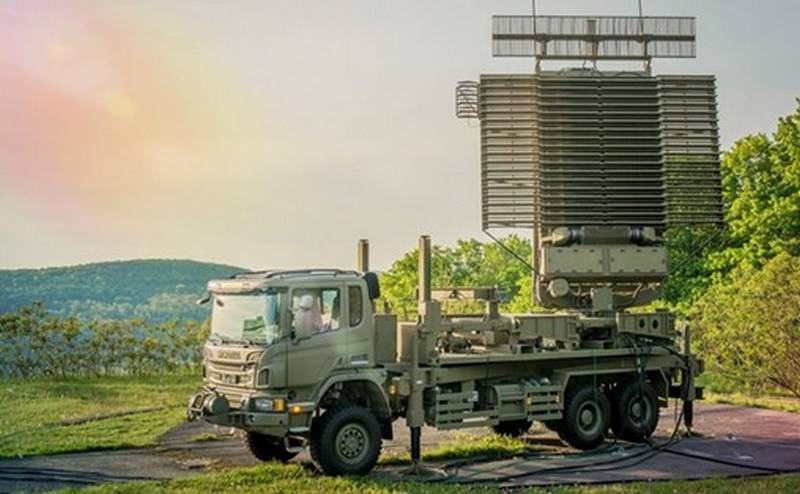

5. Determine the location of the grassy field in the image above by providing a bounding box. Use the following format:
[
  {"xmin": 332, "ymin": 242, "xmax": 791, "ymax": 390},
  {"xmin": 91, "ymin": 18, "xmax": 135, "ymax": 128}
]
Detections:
[
  {"xmin": 696, "ymin": 371, "xmax": 800, "ymax": 414},
  {"xmin": 0, "ymin": 374, "xmax": 200, "ymax": 458},
  {"xmin": 3, "ymin": 373, "xmax": 799, "ymax": 493},
  {"xmin": 55, "ymin": 462, "xmax": 800, "ymax": 494}
]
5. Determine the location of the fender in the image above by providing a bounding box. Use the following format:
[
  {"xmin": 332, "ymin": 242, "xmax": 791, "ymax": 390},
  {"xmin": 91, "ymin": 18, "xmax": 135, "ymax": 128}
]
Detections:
[{"xmin": 312, "ymin": 368, "xmax": 392, "ymax": 418}]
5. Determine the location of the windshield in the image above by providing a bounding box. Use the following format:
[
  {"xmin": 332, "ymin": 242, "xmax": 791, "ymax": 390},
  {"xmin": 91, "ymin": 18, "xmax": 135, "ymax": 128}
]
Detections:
[{"xmin": 210, "ymin": 291, "xmax": 284, "ymax": 345}]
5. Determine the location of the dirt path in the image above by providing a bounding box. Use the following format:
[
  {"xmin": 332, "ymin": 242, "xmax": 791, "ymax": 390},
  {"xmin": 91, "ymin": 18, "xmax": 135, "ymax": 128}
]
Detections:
[{"xmin": 1, "ymin": 403, "xmax": 799, "ymax": 492}]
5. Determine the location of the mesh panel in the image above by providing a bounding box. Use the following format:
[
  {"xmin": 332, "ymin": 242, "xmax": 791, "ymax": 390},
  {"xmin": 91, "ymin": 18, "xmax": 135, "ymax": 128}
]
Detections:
[
  {"xmin": 492, "ymin": 16, "xmax": 696, "ymax": 60},
  {"xmin": 478, "ymin": 72, "xmax": 723, "ymax": 230}
]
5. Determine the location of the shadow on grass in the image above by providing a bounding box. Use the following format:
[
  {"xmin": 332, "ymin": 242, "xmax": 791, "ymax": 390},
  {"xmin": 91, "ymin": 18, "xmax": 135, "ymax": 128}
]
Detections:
[{"xmin": 379, "ymin": 433, "xmax": 555, "ymax": 466}]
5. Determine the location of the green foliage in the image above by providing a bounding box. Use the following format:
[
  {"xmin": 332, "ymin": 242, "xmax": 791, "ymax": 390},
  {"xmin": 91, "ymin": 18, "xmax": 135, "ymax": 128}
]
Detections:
[
  {"xmin": 662, "ymin": 102, "xmax": 800, "ymax": 311},
  {"xmin": 662, "ymin": 225, "xmax": 722, "ymax": 313},
  {"xmin": 672, "ymin": 102, "xmax": 800, "ymax": 396},
  {"xmin": 379, "ymin": 235, "xmax": 535, "ymax": 320},
  {"xmin": 0, "ymin": 259, "xmax": 242, "ymax": 322},
  {"xmin": 712, "ymin": 106, "xmax": 800, "ymax": 273},
  {"xmin": 0, "ymin": 302, "xmax": 209, "ymax": 379},
  {"xmin": 0, "ymin": 374, "xmax": 200, "ymax": 457},
  {"xmin": 691, "ymin": 253, "xmax": 800, "ymax": 397}
]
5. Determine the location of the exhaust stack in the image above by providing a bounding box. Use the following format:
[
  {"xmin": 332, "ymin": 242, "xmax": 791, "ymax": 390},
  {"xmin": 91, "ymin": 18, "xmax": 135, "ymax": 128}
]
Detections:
[
  {"xmin": 357, "ymin": 239, "xmax": 370, "ymax": 272},
  {"xmin": 418, "ymin": 235, "xmax": 431, "ymax": 305}
]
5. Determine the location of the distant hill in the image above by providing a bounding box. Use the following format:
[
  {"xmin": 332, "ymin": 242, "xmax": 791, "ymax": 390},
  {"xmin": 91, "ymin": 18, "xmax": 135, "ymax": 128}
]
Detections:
[{"xmin": 0, "ymin": 259, "xmax": 245, "ymax": 322}]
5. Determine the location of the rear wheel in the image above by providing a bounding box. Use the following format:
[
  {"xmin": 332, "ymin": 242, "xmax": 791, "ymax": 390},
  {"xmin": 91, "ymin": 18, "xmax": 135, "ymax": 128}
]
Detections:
[
  {"xmin": 560, "ymin": 385, "xmax": 611, "ymax": 450},
  {"xmin": 492, "ymin": 419, "xmax": 532, "ymax": 437},
  {"xmin": 310, "ymin": 405, "xmax": 382, "ymax": 476},
  {"xmin": 245, "ymin": 432, "xmax": 299, "ymax": 463},
  {"xmin": 611, "ymin": 381, "xmax": 659, "ymax": 442}
]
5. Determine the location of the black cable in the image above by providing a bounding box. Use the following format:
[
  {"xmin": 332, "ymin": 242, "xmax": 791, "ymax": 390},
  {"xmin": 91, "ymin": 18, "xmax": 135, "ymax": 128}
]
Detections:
[
  {"xmin": 445, "ymin": 438, "xmax": 681, "ymax": 485},
  {"xmin": 0, "ymin": 466, "xmax": 151, "ymax": 484},
  {"xmin": 483, "ymin": 230, "xmax": 534, "ymax": 272},
  {"xmin": 659, "ymin": 448, "xmax": 796, "ymax": 474},
  {"xmin": 667, "ymin": 226, "xmax": 728, "ymax": 277},
  {"xmin": 436, "ymin": 438, "xmax": 633, "ymax": 478}
]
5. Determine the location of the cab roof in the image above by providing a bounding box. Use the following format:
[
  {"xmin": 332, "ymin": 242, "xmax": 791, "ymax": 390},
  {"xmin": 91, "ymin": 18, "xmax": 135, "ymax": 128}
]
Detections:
[{"xmin": 207, "ymin": 269, "xmax": 362, "ymax": 294}]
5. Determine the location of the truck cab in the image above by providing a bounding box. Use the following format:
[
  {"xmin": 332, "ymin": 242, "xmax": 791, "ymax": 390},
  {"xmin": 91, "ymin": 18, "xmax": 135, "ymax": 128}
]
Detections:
[{"xmin": 188, "ymin": 269, "xmax": 396, "ymax": 474}]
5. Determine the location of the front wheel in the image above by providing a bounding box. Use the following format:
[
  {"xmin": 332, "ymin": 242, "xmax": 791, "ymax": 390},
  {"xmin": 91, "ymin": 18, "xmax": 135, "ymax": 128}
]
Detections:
[
  {"xmin": 310, "ymin": 405, "xmax": 382, "ymax": 476},
  {"xmin": 245, "ymin": 432, "xmax": 300, "ymax": 463}
]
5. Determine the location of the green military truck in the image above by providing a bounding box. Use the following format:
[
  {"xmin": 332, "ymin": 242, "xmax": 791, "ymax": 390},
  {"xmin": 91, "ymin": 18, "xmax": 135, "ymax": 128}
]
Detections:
[
  {"xmin": 188, "ymin": 236, "xmax": 701, "ymax": 476},
  {"xmin": 188, "ymin": 12, "xmax": 719, "ymax": 476}
]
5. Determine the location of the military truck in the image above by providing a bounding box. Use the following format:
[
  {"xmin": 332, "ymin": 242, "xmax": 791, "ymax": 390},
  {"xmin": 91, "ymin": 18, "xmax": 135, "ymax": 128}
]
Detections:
[
  {"xmin": 188, "ymin": 12, "xmax": 720, "ymax": 476},
  {"xmin": 188, "ymin": 235, "xmax": 701, "ymax": 475}
]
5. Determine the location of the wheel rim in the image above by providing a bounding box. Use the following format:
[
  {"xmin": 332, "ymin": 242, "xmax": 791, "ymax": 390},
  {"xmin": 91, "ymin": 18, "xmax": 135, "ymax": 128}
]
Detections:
[
  {"xmin": 335, "ymin": 422, "xmax": 369, "ymax": 464},
  {"xmin": 576, "ymin": 401, "xmax": 603, "ymax": 436},
  {"xmin": 628, "ymin": 395, "xmax": 652, "ymax": 430}
]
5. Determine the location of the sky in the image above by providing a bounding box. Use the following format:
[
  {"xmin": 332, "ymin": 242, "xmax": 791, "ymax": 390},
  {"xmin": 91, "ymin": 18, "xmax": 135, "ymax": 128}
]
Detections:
[{"xmin": 1, "ymin": 0, "xmax": 798, "ymax": 271}]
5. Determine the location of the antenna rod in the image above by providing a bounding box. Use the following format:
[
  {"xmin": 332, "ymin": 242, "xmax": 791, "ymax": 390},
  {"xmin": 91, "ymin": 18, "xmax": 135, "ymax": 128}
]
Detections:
[
  {"xmin": 532, "ymin": 0, "xmax": 539, "ymax": 72},
  {"xmin": 638, "ymin": 0, "xmax": 650, "ymax": 70}
]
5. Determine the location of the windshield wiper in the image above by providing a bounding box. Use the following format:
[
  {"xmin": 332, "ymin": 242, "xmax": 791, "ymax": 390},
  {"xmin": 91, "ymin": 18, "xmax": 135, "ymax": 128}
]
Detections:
[{"xmin": 209, "ymin": 333, "xmax": 238, "ymax": 344}]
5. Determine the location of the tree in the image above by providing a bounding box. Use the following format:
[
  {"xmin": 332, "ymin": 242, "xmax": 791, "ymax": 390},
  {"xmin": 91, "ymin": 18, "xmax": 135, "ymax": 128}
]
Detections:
[
  {"xmin": 379, "ymin": 235, "xmax": 534, "ymax": 320},
  {"xmin": 692, "ymin": 253, "xmax": 800, "ymax": 397},
  {"xmin": 710, "ymin": 101, "xmax": 800, "ymax": 274},
  {"xmin": 664, "ymin": 101, "xmax": 800, "ymax": 310}
]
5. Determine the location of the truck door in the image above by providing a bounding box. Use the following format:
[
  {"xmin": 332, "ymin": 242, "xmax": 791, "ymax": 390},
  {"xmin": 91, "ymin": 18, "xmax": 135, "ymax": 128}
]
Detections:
[{"xmin": 287, "ymin": 284, "xmax": 360, "ymax": 391}]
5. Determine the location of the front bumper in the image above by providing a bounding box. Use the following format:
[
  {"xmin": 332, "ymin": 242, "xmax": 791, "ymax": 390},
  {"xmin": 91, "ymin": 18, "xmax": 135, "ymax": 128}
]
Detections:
[{"xmin": 187, "ymin": 389, "xmax": 291, "ymax": 435}]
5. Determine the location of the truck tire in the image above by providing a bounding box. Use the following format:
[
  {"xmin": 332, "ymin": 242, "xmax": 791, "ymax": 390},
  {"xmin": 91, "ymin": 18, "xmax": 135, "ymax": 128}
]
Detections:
[
  {"xmin": 611, "ymin": 381, "xmax": 659, "ymax": 442},
  {"xmin": 492, "ymin": 419, "xmax": 532, "ymax": 437},
  {"xmin": 245, "ymin": 432, "xmax": 299, "ymax": 463},
  {"xmin": 560, "ymin": 385, "xmax": 610, "ymax": 450},
  {"xmin": 310, "ymin": 404, "xmax": 382, "ymax": 476}
]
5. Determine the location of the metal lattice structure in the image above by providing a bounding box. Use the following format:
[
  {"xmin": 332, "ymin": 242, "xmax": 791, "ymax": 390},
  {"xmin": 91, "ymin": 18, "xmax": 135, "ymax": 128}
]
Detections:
[
  {"xmin": 472, "ymin": 71, "xmax": 722, "ymax": 230},
  {"xmin": 492, "ymin": 15, "xmax": 696, "ymax": 60}
]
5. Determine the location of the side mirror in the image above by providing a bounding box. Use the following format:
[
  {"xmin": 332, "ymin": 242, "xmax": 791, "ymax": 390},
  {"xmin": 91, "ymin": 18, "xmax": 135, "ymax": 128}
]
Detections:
[{"xmin": 363, "ymin": 272, "xmax": 381, "ymax": 300}]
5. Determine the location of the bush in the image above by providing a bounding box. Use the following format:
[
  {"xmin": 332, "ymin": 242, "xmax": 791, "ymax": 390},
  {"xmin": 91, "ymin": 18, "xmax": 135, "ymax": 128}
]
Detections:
[
  {"xmin": 0, "ymin": 302, "xmax": 208, "ymax": 379},
  {"xmin": 692, "ymin": 253, "xmax": 800, "ymax": 397}
]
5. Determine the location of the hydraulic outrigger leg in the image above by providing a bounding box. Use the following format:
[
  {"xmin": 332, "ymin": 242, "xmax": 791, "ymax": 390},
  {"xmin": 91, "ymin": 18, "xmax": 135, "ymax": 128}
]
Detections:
[{"xmin": 402, "ymin": 236, "xmax": 444, "ymax": 477}]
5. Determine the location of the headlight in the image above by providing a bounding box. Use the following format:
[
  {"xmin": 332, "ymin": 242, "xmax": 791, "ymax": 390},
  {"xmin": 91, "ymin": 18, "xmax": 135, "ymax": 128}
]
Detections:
[
  {"xmin": 253, "ymin": 398, "xmax": 274, "ymax": 412},
  {"xmin": 252, "ymin": 397, "xmax": 285, "ymax": 412}
]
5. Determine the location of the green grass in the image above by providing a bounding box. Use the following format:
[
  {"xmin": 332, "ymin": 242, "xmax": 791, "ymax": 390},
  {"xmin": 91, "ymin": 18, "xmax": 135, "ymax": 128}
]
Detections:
[
  {"xmin": 380, "ymin": 432, "xmax": 548, "ymax": 465},
  {"xmin": 704, "ymin": 392, "xmax": 800, "ymax": 414},
  {"xmin": 0, "ymin": 374, "xmax": 201, "ymax": 458},
  {"xmin": 189, "ymin": 432, "xmax": 223, "ymax": 443},
  {"xmin": 694, "ymin": 371, "xmax": 800, "ymax": 414},
  {"xmin": 55, "ymin": 462, "xmax": 800, "ymax": 494}
]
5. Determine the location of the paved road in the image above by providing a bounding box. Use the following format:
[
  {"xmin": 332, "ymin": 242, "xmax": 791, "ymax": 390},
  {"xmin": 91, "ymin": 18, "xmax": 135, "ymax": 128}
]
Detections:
[{"xmin": 1, "ymin": 402, "xmax": 799, "ymax": 492}]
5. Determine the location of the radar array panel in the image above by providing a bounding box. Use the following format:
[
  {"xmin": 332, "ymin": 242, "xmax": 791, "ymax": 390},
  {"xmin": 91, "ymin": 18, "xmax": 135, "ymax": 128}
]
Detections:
[
  {"xmin": 492, "ymin": 16, "xmax": 696, "ymax": 60},
  {"xmin": 474, "ymin": 72, "xmax": 722, "ymax": 230}
]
